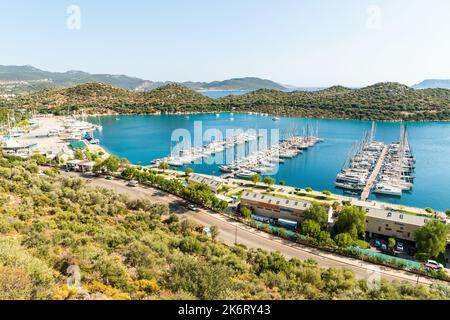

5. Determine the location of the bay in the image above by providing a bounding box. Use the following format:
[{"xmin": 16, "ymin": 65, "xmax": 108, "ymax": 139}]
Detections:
[{"xmin": 88, "ymin": 113, "xmax": 450, "ymax": 211}]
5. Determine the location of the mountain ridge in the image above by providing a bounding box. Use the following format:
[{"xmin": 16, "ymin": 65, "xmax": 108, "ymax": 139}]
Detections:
[
  {"xmin": 413, "ymin": 79, "xmax": 450, "ymax": 89},
  {"xmin": 0, "ymin": 65, "xmax": 287, "ymax": 93}
]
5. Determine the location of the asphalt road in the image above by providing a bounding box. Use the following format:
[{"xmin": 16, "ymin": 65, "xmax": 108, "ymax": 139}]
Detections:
[{"xmin": 64, "ymin": 172, "xmax": 437, "ymax": 285}]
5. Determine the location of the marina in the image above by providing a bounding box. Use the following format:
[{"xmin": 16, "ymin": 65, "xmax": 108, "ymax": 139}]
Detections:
[
  {"xmin": 87, "ymin": 113, "xmax": 450, "ymax": 211},
  {"xmin": 219, "ymin": 134, "xmax": 322, "ymax": 179},
  {"xmin": 336, "ymin": 123, "xmax": 416, "ymax": 201},
  {"xmin": 152, "ymin": 132, "xmax": 260, "ymax": 167}
]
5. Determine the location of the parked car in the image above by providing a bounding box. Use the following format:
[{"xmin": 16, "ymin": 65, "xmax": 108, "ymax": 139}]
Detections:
[
  {"xmin": 396, "ymin": 242, "xmax": 404, "ymax": 252},
  {"xmin": 425, "ymin": 260, "xmax": 444, "ymax": 270},
  {"xmin": 373, "ymin": 240, "xmax": 382, "ymax": 248},
  {"xmin": 187, "ymin": 204, "xmax": 198, "ymax": 212},
  {"xmin": 105, "ymin": 176, "xmax": 113, "ymax": 180},
  {"xmin": 127, "ymin": 180, "xmax": 139, "ymax": 187},
  {"xmin": 407, "ymin": 247, "xmax": 417, "ymax": 257}
]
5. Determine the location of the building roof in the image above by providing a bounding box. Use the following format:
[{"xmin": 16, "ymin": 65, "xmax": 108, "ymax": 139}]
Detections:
[
  {"xmin": 241, "ymin": 191, "xmax": 313, "ymax": 211},
  {"xmin": 67, "ymin": 159, "xmax": 84, "ymax": 165},
  {"xmin": 69, "ymin": 141, "xmax": 87, "ymax": 150},
  {"xmin": 364, "ymin": 206, "xmax": 443, "ymax": 227},
  {"xmin": 188, "ymin": 173, "xmax": 223, "ymax": 189},
  {"xmin": 216, "ymin": 194, "xmax": 233, "ymax": 203}
]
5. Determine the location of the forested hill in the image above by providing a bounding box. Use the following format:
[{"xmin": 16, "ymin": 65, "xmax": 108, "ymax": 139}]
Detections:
[
  {"xmin": 0, "ymin": 83, "xmax": 215, "ymax": 115},
  {"xmin": 2, "ymin": 81, "xmax": 450, "ymax": 121},
  {"xmin": 220, "ymin": 82, "xmax": 450, "ymax": 121}
]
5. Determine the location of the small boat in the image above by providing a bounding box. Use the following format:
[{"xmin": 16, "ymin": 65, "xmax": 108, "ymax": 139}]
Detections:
[
  {"xmin": 219, "ymin": 165, "xmax": 233, "ymax": 173},
  {"xmin": 272, "ymin": 117, "xmax": 280, "ymax": 121},
  {"xmin": 236, "ymin": 170, "xmax": 256, "ymax": 179},
  {"xmin": 373, "ymin": 184, "xmax": 402, "ymax": 197}
]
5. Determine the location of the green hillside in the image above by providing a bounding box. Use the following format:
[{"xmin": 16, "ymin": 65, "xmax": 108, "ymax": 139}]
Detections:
[{"xmin": 2, "ymin": 81, "xmax": 450, "ymax": 121}]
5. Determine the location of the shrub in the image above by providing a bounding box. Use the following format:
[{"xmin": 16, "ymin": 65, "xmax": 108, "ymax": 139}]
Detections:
[
  {"xmin": 353, "ymin": 240, "xmax": 370, "ymax": 249},
  {"xmin": 301, "ymin": 220, "xmax": 321, "ymax": 239},
  {"xmin": 335, "ymin": 233, "xmax": 353, "ymax": 248},
  {"xmin": 240, "ymin": 207, "xmax": 252, "ymax": 219}
]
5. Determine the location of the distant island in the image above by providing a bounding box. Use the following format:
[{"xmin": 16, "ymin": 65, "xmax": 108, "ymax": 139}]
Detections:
[
  {"xmin": 0, "ymin": 65, "xmax": 288, "ymax": 95},
  {"xmin": 1, "ymin": 81, "xmax": 449, "ymax": 122},
  {"xmin": 413, "ymin": 79, "xmax": 450, "ymax": 89}
]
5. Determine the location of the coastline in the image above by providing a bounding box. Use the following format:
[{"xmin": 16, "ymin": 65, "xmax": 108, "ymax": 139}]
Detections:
[{"xmin": 82, "ymin": 111, "xmax": 450, "ymax": 124}]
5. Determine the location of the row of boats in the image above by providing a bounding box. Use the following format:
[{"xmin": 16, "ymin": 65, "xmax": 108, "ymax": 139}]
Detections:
[
  {"xmin": 152, "ymin": 133, "xmax": 261, "ymax": 167},
  {"xmin": 373, "ymin": 126, "xmax": 415, "ymax": 196},
  {"xmin": 220, "ymin": 135, "xmax": 323, "ymax": 179},
  {"xmin": 335, "ymin": 140, "xmax": 385, "ymax": 193},
  {"xmin": 335, "ymin": 124, "xmax": 415, "ymax": 197}
]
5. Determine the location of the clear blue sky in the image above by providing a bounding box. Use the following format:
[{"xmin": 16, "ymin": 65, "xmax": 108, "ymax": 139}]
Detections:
[{"xmin": 1, "ymin": 0, "xmax": 449, "ymax": 87}]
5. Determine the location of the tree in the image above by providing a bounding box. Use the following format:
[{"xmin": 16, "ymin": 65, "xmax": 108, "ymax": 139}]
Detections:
[
  {"xmin": 210, "ymin": 225, "xmax": 219, "ymax": 241},
  {"xmin": 185, "ymin": 168, "xmax": 193, "ymax": 176},
  {"xmin": 304, "ymin": 204, "xmax": 329, "ymax": 228},
  {"xmin": 31, "ymin": 153, "xmax": 48, "ymax": 165},
  {"xmin": 318, "ymin": 230, "xmax": 333, "ymax": 245},
  {"xmin": 104, "ymin": 156, "xmax": 120, "ymax": 173},
  {"xmin": 219, "ymin": 200, "xmax": 229, "ymax": 211},
  {"xmin": 74, "ymin": 149, "xmax": 84, "ymax": 160},
  {"xmin": 301, "ymin": 220, "xmax": 321, "ymax": 238},
  {"xmin": 158, "ymin": 162, "xmax": 169, "ymax": 172},
  {"xmin": 322, "ymin": 190, "xmax": 332, "ymax": 196},
  {"xmin": 305, "ymin": 187, "xmax": 313, "ymax": 192},
  {"xmin": 388, "ymin": 238, "xmax": 396, "ymax": 251},
  {"xmin": 279, "ymin": 180, "xmax": 286, "ymax": 186},
  {"xmin": 425, "ymin": 208, "xmax": 434, "ymax": 213},
  {"xmin": 250, "ymin": 174, "xmax": 261, "ymax": 186},
  {"xmin": 334, "ymin": 206, "xmax": 366, "ymax": 240},
  {"xmin": 240, "ymin": 207, "xmax": 252, "ymax": 219},
  {"xmin": 445, "ymin": 210, "xmax": 450, "ymax": 218},
  {"xmin": 120, "ymin": 157, "xmax": 130, "ymax": 168},
  {"xmin": 335, "ymin": 233, "xmax": 353, "ymax": 248},
  {"xmin": 415, "ymin": 220, "xmax": 449, "ymax": 259},
  {"xmin": 263, "ymin": 176, "xmax": 275, "ymax": 188}
]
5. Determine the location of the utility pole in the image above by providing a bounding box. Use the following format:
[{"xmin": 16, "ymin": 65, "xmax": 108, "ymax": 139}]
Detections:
[{"xmin": 234, "ymin": 225, "xmax": 238, "ymax": 245}]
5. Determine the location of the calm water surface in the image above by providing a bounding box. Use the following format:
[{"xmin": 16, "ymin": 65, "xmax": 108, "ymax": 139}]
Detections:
[{"xmin": 88, "ymin": 113, "xmax": 450, "ymax": 211}]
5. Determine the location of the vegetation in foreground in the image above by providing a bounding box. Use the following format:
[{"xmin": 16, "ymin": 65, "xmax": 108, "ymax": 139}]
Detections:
[
  {"xmin": 0, "ymin": 153, "xmax": 450, "ymax": 300},
  {"xmin": 1, "ymin": 81, "xmax": 450, "ymax": 121}
]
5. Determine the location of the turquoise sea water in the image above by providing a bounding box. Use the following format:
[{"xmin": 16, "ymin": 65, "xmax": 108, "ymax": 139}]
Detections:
[
  {"xmin": 88, "ymin": 113, "xmax": 450, "ymax": 211},
  {"xmin": 200, "ymin": 90, "xmax": 250, "ymax": 98}
]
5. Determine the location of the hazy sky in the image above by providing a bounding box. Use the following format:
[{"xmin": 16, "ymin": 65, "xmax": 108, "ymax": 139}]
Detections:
[{"xmin": 1, "ymin": 0, "xmax": 449, "ymax": 86}]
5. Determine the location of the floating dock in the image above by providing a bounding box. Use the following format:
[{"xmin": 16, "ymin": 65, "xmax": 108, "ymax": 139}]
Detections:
[{"xmin": 360, "ymin": 145, "xmax": 388, "ymax": 201}]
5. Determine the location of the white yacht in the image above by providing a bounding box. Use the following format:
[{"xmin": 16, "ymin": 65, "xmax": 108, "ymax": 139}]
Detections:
[
  {"xmin": 373, "ymin": 183, "xmax": 402, "ymax": 196},
  {"xmin": 236, "ymin": 170, "xmax": 256, "ymax": 179}
]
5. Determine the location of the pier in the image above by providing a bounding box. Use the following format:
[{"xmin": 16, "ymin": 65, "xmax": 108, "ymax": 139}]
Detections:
[{"xmin": 361, "ymin": 145, "xmax": 388, "ymax": 201}]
